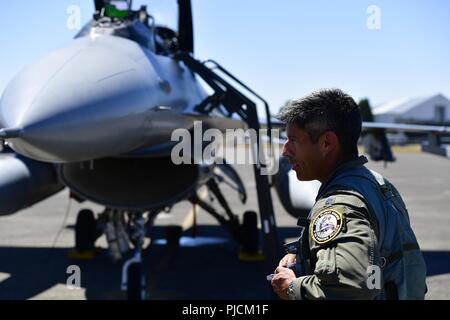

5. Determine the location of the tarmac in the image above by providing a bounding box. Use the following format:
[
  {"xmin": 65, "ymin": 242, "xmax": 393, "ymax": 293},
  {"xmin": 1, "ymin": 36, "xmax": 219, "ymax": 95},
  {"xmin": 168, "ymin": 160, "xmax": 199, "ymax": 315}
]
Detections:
[{"xmin": 0, "ymin": 151, "xmax": 449, "ymax": 300}]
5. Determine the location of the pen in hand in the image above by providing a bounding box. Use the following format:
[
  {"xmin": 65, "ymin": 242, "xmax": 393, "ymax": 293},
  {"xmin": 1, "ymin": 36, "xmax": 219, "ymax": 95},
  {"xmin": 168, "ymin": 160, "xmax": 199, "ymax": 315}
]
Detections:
[{"xmin": 266, "ymin": 262, "xmax": 296, "ymax": 281}]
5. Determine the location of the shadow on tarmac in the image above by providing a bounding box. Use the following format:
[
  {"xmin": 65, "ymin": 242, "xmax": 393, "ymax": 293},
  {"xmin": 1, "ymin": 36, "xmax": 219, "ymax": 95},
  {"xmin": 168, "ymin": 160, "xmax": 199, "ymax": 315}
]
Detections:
[{"xmin": 0, "ymin": 225, "xmax": 448, "ymax": 300}]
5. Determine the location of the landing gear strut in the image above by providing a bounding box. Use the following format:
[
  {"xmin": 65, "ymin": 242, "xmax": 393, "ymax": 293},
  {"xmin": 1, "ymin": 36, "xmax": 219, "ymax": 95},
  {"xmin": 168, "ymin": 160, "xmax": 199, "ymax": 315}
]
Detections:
[{"xmin": 121, "ymin": 212, "xmax": 147, "ymax": 300}]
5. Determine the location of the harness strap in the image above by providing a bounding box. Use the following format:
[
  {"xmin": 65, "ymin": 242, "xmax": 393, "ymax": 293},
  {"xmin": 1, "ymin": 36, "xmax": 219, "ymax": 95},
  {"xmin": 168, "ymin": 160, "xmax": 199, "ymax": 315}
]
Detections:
[{"xmin": 384, "ymin": 243, "xmax": 421, "ymax": 266}]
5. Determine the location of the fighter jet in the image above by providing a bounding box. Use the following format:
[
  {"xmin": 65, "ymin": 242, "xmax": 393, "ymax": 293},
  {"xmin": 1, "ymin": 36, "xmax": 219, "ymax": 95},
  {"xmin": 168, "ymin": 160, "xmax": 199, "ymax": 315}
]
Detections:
[{"xmin": 0, "ymin": 0, "xmax": 283, "ymax": 299}]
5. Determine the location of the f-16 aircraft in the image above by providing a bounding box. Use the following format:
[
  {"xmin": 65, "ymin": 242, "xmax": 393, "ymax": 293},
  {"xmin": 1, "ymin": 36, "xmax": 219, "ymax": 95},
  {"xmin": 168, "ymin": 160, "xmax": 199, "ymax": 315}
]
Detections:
[
  {"xmin": 1, "ymin": 0, "xmax": 449, "ymax": 300},
  {"xmin": 0, "ymin": 0, "xmax": 283, "ymax": 299}
]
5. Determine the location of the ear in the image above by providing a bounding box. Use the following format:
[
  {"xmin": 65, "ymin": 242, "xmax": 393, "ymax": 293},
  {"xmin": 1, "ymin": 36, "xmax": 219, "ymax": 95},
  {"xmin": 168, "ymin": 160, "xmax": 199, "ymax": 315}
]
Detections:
[{"xmin": 320, "ymin": 131, "xmax": 339, "ymax": 155}]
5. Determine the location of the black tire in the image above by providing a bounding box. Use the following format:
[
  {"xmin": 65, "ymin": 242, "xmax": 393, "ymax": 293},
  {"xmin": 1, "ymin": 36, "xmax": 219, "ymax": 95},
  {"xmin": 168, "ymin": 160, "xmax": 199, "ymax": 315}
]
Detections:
[
  {"xmin": 127, "ymin": 263, "xmax": 145, "ymax": 300},
  {"xmin": 165, "ymin": 225, "xmax": 182, "ymax": 246},
  {"xmin": 75, "ymin": 209, "xmax": 97, "ymax": 251},
  {"xmin": 241, "ymin": 211, "xmax": 259, "ymax": 254}
]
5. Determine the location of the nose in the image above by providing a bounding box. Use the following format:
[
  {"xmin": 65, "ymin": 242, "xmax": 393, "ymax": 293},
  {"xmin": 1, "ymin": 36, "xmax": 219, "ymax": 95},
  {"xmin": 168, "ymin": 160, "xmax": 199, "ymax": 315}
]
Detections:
[
  {"xmin": 0, "ymin": 36, "xmax": 156, "ymax": 162},
  {"xmin": 281, "ymin": 140, "xmax": 290, "ymax": 158}
]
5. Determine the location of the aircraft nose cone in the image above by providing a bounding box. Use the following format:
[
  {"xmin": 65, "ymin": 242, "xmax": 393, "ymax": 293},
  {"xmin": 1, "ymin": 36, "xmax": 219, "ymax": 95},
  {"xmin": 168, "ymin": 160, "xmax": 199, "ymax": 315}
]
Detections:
[
  {"xmin": 0, "ymin": 36, "xmax": 157, "ymax": 162},
  {"xmin": 0, "ymin": 42, "xmax": 84, "ymax": 130}
]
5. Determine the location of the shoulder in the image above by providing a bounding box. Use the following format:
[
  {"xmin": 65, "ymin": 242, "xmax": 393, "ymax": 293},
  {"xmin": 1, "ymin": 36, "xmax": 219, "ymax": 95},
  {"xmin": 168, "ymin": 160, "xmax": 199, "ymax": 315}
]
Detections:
[
  {"xmin": 311, "ymin": 191, "xmax": 368, "ymax": 218},
  {"xmin": 308, "ymin": 191, "xmax": 376, "ymax": 246}
]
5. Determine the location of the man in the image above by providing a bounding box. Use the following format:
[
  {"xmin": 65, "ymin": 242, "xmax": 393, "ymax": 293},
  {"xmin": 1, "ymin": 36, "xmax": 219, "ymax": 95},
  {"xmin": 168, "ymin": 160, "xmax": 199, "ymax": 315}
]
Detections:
[{"xmin": 271, "ymin": 88, "xmax": 427, "ymax": 300}]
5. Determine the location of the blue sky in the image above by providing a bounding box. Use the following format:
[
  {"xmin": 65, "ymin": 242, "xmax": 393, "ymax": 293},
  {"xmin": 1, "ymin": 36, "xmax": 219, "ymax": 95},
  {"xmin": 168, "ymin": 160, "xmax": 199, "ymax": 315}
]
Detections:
[{"xmin": 1, "ymin": 0, "xmax": 449, "ymax": 114}]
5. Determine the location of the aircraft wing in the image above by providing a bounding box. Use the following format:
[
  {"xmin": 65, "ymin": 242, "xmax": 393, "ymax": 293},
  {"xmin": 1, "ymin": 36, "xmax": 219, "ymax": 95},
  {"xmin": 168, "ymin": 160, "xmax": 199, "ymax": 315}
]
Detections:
[
  {"xmin": 362, "ymin": 122, "xmax": 450, "ymax": 133},
  {"xmin": 360, "ymin": 122, "xmax": 450, "ymax": 161},
  {"xmin": 267, "ymin": 117, "xmax": 450, "ymax": 132}
]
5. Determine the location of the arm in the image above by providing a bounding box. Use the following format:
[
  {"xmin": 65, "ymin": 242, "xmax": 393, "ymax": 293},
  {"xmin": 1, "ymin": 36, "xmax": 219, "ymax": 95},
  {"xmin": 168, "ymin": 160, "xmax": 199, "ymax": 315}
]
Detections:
[{"xmin": 274, "ymin": 197, "xmax": 381, "ymax": 300}]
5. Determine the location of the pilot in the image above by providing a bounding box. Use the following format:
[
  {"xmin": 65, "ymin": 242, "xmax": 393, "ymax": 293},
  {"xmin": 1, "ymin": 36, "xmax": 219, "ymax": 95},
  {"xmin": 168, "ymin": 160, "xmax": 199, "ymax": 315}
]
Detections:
[{"xmin": 271, "ymin": 88, "xmax": 427, "ymax": 300}]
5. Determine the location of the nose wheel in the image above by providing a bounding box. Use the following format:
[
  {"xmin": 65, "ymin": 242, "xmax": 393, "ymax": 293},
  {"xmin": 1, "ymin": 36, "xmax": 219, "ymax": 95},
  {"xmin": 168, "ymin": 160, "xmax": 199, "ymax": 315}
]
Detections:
[
  {"xmin": 75, "ymin": 209, "xmax": 97, "ymax": 250},
  {"xmin": 238, "ymin": 210, "xmax": 265, "ymax": 261},
  {"xmin": 240, "ymin": 210, "xmax": 259, "ymax": 254},
  {"xmin": 69, "ymin": 209, "xmax": 100, "ymax": 260}
]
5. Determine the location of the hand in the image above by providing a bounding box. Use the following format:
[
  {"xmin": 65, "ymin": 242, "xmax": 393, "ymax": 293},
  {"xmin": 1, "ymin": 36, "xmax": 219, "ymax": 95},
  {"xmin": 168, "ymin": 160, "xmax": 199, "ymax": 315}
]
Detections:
[
  {"xmin": 278, "ymin": 253, "xmax": 296, "ymax": 268},
  {"xmin": 271, "ymin": 266, "xmax": 296, "ymax": 300}
]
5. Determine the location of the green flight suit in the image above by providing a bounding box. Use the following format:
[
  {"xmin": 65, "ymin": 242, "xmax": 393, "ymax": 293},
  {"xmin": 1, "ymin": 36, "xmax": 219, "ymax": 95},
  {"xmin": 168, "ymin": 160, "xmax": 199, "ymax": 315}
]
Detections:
[{"xmin": 290, "ymin": 156, "xmax": 397, "ymax": 299}]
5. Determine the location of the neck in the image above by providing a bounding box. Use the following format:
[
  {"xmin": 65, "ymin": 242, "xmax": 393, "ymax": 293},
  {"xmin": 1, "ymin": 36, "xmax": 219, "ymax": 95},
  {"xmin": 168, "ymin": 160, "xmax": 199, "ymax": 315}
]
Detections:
[{"xmin": 317, "ymin": 153, "xmax": 358, "ymax": 183}]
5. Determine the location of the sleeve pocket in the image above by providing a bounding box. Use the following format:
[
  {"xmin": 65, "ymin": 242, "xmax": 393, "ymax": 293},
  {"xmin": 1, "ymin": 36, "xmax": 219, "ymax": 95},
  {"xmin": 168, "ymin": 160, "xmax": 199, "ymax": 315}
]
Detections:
[{"xmin": 314, "ymin": 246, "xmax": 339, "ymax": 284}]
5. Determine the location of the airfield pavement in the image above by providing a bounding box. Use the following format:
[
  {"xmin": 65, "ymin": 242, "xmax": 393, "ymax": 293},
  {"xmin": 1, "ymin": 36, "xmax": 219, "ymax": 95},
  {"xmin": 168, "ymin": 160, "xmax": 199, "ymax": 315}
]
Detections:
[{"xmin": 0, "ymin": 151, "xmax": 449, "ymax": 300}]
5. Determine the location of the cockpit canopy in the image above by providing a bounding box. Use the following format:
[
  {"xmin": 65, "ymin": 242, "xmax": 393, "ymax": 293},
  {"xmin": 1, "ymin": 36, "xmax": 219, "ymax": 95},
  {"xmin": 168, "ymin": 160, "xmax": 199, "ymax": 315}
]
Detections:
[
  {"xmin": 93, "ymin": 0, "xmax": 178, "ymax": 31},
  {"xmin": 77, "ymin": 0, "xmax": 181, "ymax": 55}
]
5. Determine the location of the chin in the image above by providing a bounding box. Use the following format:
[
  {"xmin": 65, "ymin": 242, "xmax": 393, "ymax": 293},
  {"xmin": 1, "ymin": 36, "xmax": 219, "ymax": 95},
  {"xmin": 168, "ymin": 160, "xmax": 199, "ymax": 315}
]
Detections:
[{"xmin": 296, "ymin": 171, "xmax": 313, "ymax": 181}]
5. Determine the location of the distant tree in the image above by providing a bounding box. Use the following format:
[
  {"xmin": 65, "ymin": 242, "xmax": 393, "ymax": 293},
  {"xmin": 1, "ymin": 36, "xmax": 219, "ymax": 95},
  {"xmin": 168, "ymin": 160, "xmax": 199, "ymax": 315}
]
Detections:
[
  {"xmin": 359, "ymin": 98, "xmax": 375, "ymax": 122},
  {"xmin": 281, "ymin": 99, "xmax": 292, "ymax": 110},
  {"xmin": 272, "ymin": 99, "xmax": 293, "ymax": 118}
]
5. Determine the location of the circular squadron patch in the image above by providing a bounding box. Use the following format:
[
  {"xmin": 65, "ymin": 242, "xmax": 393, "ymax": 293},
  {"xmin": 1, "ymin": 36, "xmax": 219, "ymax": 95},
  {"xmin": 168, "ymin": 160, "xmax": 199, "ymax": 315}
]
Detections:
[{"xmin": 310, "ymin": 209, "xmax": 344, "ymax": 244}]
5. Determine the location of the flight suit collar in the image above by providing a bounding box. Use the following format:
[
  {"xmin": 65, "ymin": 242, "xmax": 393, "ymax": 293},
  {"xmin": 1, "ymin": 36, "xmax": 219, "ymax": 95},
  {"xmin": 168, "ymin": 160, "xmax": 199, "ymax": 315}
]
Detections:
[{"xmin": 316, "ymin": 155, "xmax": 368, "ymax": 200}]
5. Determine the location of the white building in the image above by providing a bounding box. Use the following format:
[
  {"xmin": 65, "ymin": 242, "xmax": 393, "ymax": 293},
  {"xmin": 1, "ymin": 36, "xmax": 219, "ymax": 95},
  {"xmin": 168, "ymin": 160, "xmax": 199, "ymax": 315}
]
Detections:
[{"xmin": 373, "ymin": 94, "xmax": 450, "ymax": 124}]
